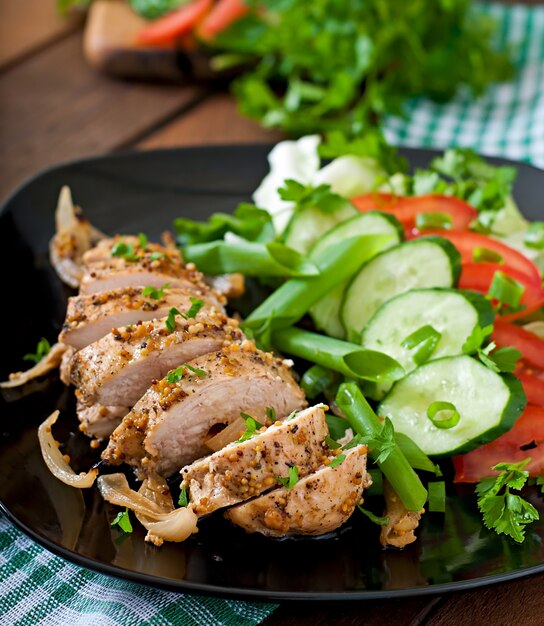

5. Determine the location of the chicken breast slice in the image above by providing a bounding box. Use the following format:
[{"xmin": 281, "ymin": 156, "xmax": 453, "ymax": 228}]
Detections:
[
  {"xmin": 71, "ymin": 307, "xmax": 237, "ymax": 432},
  {"xmin": 60, "ymin": 286, "xmax": 224, "ymax": 351},
  {"xmin": 182, "ymin": 404, "xmax": 329, "ymax": 515},
  {"xmin": 102, "ymin": 344, "xmax": 307, "ymax": 477},
  {"xmin": 225, "ymin": 444, "xmax": 369, "ymax": 537},
  {"xmin": 76, "ymin": 400, "xmax": 129, "ymax": 439}
]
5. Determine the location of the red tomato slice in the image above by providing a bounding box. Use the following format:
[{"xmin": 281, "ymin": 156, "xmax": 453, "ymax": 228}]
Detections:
[
  {"xmin": 351, "ymin": 193, "xmax": 400, "ymax": 212},
  {"xmin": 411, "ymin": 230, "xmax": 542, "ymax": 287},
  {"xmin": 459, "ymin": 263, "xmax": 544, "ymax": 322},
  {"xmin": 516, "ymin": 370, "xmax": 544, "ymax": 407},
  {"xmin": 492, "ymin": 320, "xmax": 544, "ymax": 369},
  {"xmin": 137, "ymin": 0, "xmax": 213, "ymax": 45},
  {"xmin": 352, "ymin": 194, "xmax": 477, "ymax": 231},
  {"xmin": 453, "ymin": 405, "xmax": 544, "ymax": 482},
  {"xmin": 197, "ymin": 0, "xmax": 250, "ymax": 40}
]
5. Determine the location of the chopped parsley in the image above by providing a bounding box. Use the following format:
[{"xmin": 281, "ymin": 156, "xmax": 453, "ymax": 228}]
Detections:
[
  {"xmin": 111, "ymin": 240, "xmax": 140, "ymax": 262},
  {"xmin": 278, "ymin": 180, "xmax": 346, "ymax": 214},
  {"xmin": 111, "ymin": 508, "xmax": 133, "ymax": 534},
  {"xmin": 236, "ymin": 415, "xmax": 264, "ymax": 443},
  {"xmin": 24, "ymin": 337, "xmax": 51, "ymax": 364},
  {"xmin": 165, "ymin": 307, "xmax": 181, "ymax": 332},
  {"xmin": 178, "ymin": 485, "xmax": 189, "ymax": 507},
  {"xmin": 329, "ymin": 454, "xmax": 346, "ymax": 469},
  {"xmin": 182, "ymin": 297, "xmax": 205, "ymax": 320},
  {"xmin": 166, "ymin": 364, "xmax": 207, "ymax": 384},
  {"xmin": 363, "ymin": 418, "xmax": 396, "ymax": 464},
  {"xmin": 265, "ymin": 406, "xmax": 276, "ymax": 422},
  {"xmin": 138, "ymin": 232, "xmax": 148, "ymax": 250},
  {"xmin": 142, "ymin": 282, "xmax": 170, "ymax": 300},
  {"xmin": 357, "ymin": 504, "xmax": 389, "ymax": 526},
  {"xmin": 150, "ymin": 251, "xmax": 166, "ymax": 262},
  {"xmin": 462, "ymin": 324, "xmax": 494, "ymax": 355},
  {"xmin": 476, "ymin": 458, "xmax": 539, "ymax": 543},
  {"xmin": 462, "ymin": 325, "xmax": 520, "ymax": 373},
  {"xmin": 277, "ymin": 465, "xmax": 299, "ymax": 489}
]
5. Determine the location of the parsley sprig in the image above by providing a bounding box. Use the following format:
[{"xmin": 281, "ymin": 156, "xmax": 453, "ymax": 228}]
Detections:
[
  {"xmin": 111, "ymin": 508, "xmax": 133, "ymax": 534},
  {"xmin": 111, "ymin": 240, "xmax": 140, "ymax": 262},
  {"xmin": 178, "ymin": 485, "xmax": 189, "ymax": 507},
  {"xmin": 277, "ymin": 465, "xmax": 299, "ymax": 489},
  {"xmin": 235, "ymin": 414, "xmax": 264, "ymax": 443},
  {"xmin": 24, "ymin": 337, "xmax": 51, "ymax": 364},
  {"xmin": 476, "ymin": 459, "xmax": 539, "ymax": 543},
  {"xmin": 142, "ymin": 282, "xmax": 170, "ymax": 300},
  {"xmin": 166, "ymin": 364, "xmax": 207, "ymax": 384},
  {"xmin": 462, "ymin": 324, "xmax": 521, "ymax": 373},
  {"xmin": 278, "ymin": 180, "xmax": 346, "ymax": 214},
  {"xmin": 362, "ymin": 418, "xmax": 396, "ymax": 465}
]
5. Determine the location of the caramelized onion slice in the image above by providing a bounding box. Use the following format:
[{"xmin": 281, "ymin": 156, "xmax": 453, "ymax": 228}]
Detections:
[
  {"xmin": 205, "ymin": 416, "xmax": 246, "ymax": 452},
  {"xmin": 1, "ymin": 343, "xmax": 68, "ymax": 389},
  {"xmin": 98, "ymin": 473, "xmax": 198, "ymax": 545},
  {"xmin": 38, "ymin": 411, "xmax": 98, "ymax": 488}
]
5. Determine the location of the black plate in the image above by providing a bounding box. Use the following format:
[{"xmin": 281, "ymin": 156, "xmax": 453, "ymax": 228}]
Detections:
[{"xmin": 1, "ymin": 145, "xmax": 543, "ymax": 601}]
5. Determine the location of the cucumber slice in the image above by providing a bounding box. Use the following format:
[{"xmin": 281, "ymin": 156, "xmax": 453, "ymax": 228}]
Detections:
[
  {"xmin": 378, "ymin": 355, "xmax": 526, "ymax": 456},
  {"xmin": 283, "ymin": 202, "xmax": 357, "ymax": 254},
  {"xmin": 309, "ymin": 212, "xmax": 403, "ymax": 338},
  {"xmin": 362, "ymin": 289, "xmax": 494, "ymax": 374},
  {"xmin": 342, "ymin": 237, "xmax": 461, "ymax": 341}
]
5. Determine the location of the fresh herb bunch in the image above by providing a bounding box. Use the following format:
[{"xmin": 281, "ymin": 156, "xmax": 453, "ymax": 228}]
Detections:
[{"xmin": 215, "ymin": 0, "xmax": 512, "ymax": 135}]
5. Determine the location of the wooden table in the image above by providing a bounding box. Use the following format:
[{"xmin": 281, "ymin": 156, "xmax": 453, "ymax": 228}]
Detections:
[{"xmin": 0, "ymin": 2, "xmax": 543, "ymax": 624}]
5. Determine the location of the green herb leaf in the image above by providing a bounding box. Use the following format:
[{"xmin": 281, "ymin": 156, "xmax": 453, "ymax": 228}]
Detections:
[
  {"xmin": 265, "ymin": 407, "xmax": 276, "ymax": 422},
  {"xmin": 278, "ymin": 180, "xmax": 346, "ymax": 214},
  {"xmin": 142, "ymin": 282, "xmax": 170, "ymax": 300},
  {"xmin": 357, "ymin": 504, "xmax": 389, "ymax": 526},
  {"xmin": 329, "ymin": 454, "xmax": 346, "ymax": 469},
  {"xmin": 111, "ymin": 508, "xmax": 133, "ymax": 534},
  {"xmin": 236, "ymin": 415, "xmax": 264, "ymax": 443},
  {"xmin": 166, "ymin": 363, "xmax": 207, "ymax": 384},
  {"xmin": 524, "ymin": 222, "xmax": 544, "ymax": 250},
  {"xmin": 182, "ymin": 297, "xmax": 205, "ymax": 320},
  {"xmin": 364, "ymin": 417, "xmax": 396, "ymax": 464},
  {"xmin": 536, "ymin": 476, "xmax": 544, "ymax": 494},
  {"xmin": 150, "ymin": 251, "xmax": 166, "ymax": 262},
  {"xmin": 479, "ymin": 345, "xmax": 522, "ymax": 374},
  {"xmin": 165, "ymin": 307, "xmax": 181, "ymax": 332},
  {"xmin": 324, "ymin": 435, "xmax": 341, "ymax": 450},
  {"xmin": 326, "ymin": 413, "xmax": 349, "ymax": 441},
  {"xmin": 277, "ymin": 465, "xmax": 299, "ymax": 489},
  {"xmin": 476, "ymin": 458, "xmax": 539, "ymax": 543},
  {"xmin": 23, "ymin": 337, "xmax": 51, "ymax": 364},
  {"xmin": 401, "ymin": 324, "xmax": 442, "ymax": 365},
  {"xmin": 138, "ymin": 232, "xmax": 148, "ymax": 250},
  {"xmin": 178, "ymin": 485, "xmax": 188, "ymax": 507},
  {"xmin": 462, "ymin": 324, "xmax": 494, "ymax": 355},
  {"xmin": 428, "ymin": 481, "xmax": 446, "ymax": 513},
  {"xmin": 427, "ymin": 401, "xmax": 460, "ymax": 429},
  {"xmin": 111, "ymin": 241, "xmax": 140, "ymax": 262}
]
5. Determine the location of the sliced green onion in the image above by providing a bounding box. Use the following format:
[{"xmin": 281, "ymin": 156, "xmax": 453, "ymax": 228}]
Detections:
[
  {"xmin": 488, "ymin": 271, "xmax": 525, "ymax": 311},
  {"xmin": 427, "ymin": 401, "xmax": 461, "ymax": 429},
  {"xmin": 301, "ymin": 364, "xmax": 338, "ymax": 399},
  {"xmin": 524, "ymin": 221, "xmax": 544, "ymax": 250},
  {"xmin": 273, "ymin": 328, "xmax": 404, "ymax": 383},
  {"xmin": 324, "ymin": 435, "xmax": 341, "ymax": 450},
  {"xmin": 336, "ymin": 383, "xmax": 427, "ymax": 512},
  {"xmin": 415, "ymin": 212, "xmax": 453, "ymax": 231},
  {"xmin": 394, "ymin": 432, "xmax": 442, "ymax": 476},
  {"xmin": 329, "ymin": 454, "xmax": 346, "ymax": 469},
  {"xmin": 401, "ymin": 324, "xmax": 442, "ymax": 365},
  {"xmin": 473, "ymin": 246, "xmax": 504, "ymax": 264},
  {"xmin": 325, "ymin": 414, "xmax": 349, "ymax": 440},
  {"xmin": 428, "ymin": 481, "xmax": 446, "ymax": 513},
  {"xmin": 243, "ymin": 235, "xmax": 394, "ymax": 336},
  {"xmin": 183, "ymin": 240, "xmax": 319, "ymax": 277}
]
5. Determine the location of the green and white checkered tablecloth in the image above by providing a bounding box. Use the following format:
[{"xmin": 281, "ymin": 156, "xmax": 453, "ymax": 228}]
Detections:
[
  {"xmin": 384, "ymin": 3, "xmax": 544, "ymax": 169},
  {"xmin": 1, "ymin": 4, "xmax": 543, "ymax": 626}
]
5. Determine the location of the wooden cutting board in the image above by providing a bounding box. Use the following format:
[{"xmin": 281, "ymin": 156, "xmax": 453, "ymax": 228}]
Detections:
[{"xmin": 83, "ymin": 0, "xmax": 220, "ymax": 82}]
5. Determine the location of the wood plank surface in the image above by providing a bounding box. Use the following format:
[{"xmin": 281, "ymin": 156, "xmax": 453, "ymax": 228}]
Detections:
[
  {"xmin": 138, "ymin": 92, "xmax": 283, "ymax": 148},
  {"xmin": 0, "ymin": 0, "xmax": 82, "ymax": 69},
  {"xmin": 0, "ymin": 34, "xmax": 207, "ymax": 200}
]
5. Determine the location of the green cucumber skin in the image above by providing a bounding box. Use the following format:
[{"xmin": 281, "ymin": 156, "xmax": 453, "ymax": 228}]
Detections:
[
  {"xmin": 341, "ymin": 237, "xmax": 462, "ymax": 338},
  {"xmin": 377, "ymin": 356, "xmax": 527, "ymax": 457}
]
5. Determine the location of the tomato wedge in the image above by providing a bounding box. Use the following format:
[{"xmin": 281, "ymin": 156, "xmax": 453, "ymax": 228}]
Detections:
[
  {"xmin": 137, "ymin": 0, "xmax": 213, "ymax": 45},
  {"xmin": 492, "ymin": 320, "xmax": 544, "ymax": 369},
  {"xmin": 351, "ymin": 193, "xmax": 400, "ymax": 212},
  {"xmin": 459, "ymin": 263, "xmax": 544, "ymax": 322},
  {"xmin": 352, "ymin": 194, "xmax": 477, "ymax": 231},
  {"xmin": 197, "ymin": 0, "xmax": 250, "ymax": 40},
  {"xmin": 411, "ymin": 230, "xmax": 542, "ymax": 287},
  {"xmin": 453, "ymin": 405, "xmax": 544, "ymax": 482},
  {"xmin": 516, "ymin": 370, "xmax": 544, "ymax": 407}
]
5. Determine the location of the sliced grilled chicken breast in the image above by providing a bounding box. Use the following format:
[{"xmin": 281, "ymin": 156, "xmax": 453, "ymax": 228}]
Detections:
[
  {"xmin": 380, "ymin": 480, "xmax": 423, "ymax": 548},
  {"xmin": 76, "ymin": 399, "xmax": 129, "ymax": 439},
  {"xmin": 60, "ymin": 286, "xmax": 223, "ymax": 351},
  {"xmin": 71, "ymin": 307, "xmax": 236, "ymax": 423},
  {"xmin": 182, "ymin": 404, "xmax": 328, "ymax": 515},
  {"xmin": 102, "ymin": 344, "xmax": 307, "ymax": 477},
  {"xmin": 79, "ymin": 240, "xmax": 209, "ymax": 295},
  {"xmin": 225, "ymin": 444, "xmax": 369, "ymax": 537}
]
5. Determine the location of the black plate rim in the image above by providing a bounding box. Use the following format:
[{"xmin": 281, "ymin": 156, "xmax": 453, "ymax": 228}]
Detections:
[{"xmin": 2, "ymin": 144, "xmax": 543, "ymax": 601}]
